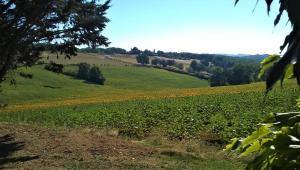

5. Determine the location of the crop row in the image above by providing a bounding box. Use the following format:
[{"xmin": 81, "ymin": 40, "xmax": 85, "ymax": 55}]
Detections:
[{"xmin": 1, "ymin": 86, "xmax": 299, "ymax": 142}]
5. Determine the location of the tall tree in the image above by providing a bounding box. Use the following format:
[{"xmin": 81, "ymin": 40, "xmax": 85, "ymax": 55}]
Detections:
[
  {"xmin": 136, "ymin": 53, "xmax": 149, "ymax": 65},
  {"xmin": 130, "ymin": 47, "xmax": 141, "ymax": 55},
  {"xmin": 0, "ymin": 0, "xmax": 111, "ymax": 83},
  {"xmin": 210, "ymin": 67, "xmax": 227, "ymax": 87}
]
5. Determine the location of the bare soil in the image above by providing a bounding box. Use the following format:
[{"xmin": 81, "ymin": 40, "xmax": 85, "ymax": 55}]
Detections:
[{"xmin": 0, "ymin": 123, "xmax": 158, "ymax": 170}]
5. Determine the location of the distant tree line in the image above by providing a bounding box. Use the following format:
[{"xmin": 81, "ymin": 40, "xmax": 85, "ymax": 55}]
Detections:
[
  {"xmin": 209, "ymin": 64, "xmax": 260, "ymax": 87},
  {"xmin": 188, "ymin": 59, "xmax": 261, "ymax": 86},
  {"xmin": 151, "ymin": 58, "xmax": 184, "ymax": 70},
  {"xmin": 80, "ymin": 46, "xmax": 266, "ymax": 87},
  {"xmin": 79, "ymin": 47, "xmax": 127, "ymax": 55},
  {"xmin": 136, "ymin": 53, "xmax": 184, "ymax": 71}
]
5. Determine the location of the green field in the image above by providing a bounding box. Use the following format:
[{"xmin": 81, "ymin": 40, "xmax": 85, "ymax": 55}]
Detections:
[
  {"xmin": 1, "ymin": 53, "xmax": 299, "ymax": 169},
  {"xmin": 0, "ymin": 59, "xmax": 208, "ymax": 104}
]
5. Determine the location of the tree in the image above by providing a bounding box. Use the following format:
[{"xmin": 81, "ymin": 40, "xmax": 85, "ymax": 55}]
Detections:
[
  {"xmin": 190, "ymin": 60, "xmax": 198, "ymax": 72},
  {"xmin": 89, "ymin": 66, "xmax": 105, "ymax": 85},
  {"xmin": 0, "ymin": 0, "xmax": 111, "ymax": 83},
  {"xmin": 44, "ymin": 61, "xmax": 64, "ymax": 74},
  {"xmin": 157, "ymin": 50, "xmax": 164, "ymax": 56},
  {"xmin": 136, "ymin": 53, "xmax": 149, "ymax": 65},
  {"xmin": 151, "ymin": 58, "xmax": 160, "ymax": 65},
  {"xmin": 175, "ymin": 63, "xmax": 184, "ymax": 70},
  {"xmin": 130, "ymin": 47, "xmax": 141, "ymax": 55},
  {"xmin": 227, "ymin": 64, "xmax": 254, "ymax": 85},
  {"xmin": 209, "ymin": 67, "xmax": 227, "ymax": 87},
  {"xmin": 77, "ymin": 63, "xmax": 91, "ymax": 80},
  {"xmin": 190, "ymin": 60, "xmax": 205, "ymax": 72},
  {"xmin": 166, "ymin": 60, "xmax": 176, "ymax": 66},
  {"xmin": 143, "ymin": 49, "xmax": 154, "ymax": 56}
]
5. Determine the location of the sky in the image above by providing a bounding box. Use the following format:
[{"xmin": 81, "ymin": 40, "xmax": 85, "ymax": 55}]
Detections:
[{"xmin": 102, "ymin": 0, "xmax": 291, "ymax": 54}]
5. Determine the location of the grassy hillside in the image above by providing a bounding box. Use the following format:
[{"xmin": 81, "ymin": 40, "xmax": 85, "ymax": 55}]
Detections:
[
  {"xmin": 0, "ymin": 64, "xmax": 208, "ymax": 104},
  {"xmin": 41, "ymin": 53, "xmax": 131, "ymax": 66},
  {"xmin": 101, "ymin": 66, "xmax": 208, "ymax": 90}
]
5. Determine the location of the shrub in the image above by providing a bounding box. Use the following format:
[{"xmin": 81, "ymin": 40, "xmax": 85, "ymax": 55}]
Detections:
[
  {"xmin": 44, "ymin": 61, "xmax": 64, "ymax": 73},
  {"xmin": 136, "ymin": 53, "xmax": 149, "ymax": 64},
  {"xmin": 77, "ymin": 63, "xmax": 91, "ymax": 80},
  {"xmin": 75, "ymin": 63, "xmax": 105, "ymax": 85},
  {"xmin": 89, "ymin": 66, "xmax": 105, "ymax": 85}
]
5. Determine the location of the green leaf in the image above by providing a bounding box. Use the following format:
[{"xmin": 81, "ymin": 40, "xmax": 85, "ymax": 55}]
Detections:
[
  {"xmin": 240, "ymin": 138, "xmax": 271, "ymax": 157},
  {"xmin": 241, "ymin": 124, "xmax": 272, "ymax": 149},
  {"xmin": 258, "ymin": 55, "xmax": 280, "ymax": 79},
  {"xmin": 224, "ymin": 137, "xmax": 239, "ymax": 151},
  {"xmin": 266, "ymin": 36, "xmax": 298, "ymax": 92}
]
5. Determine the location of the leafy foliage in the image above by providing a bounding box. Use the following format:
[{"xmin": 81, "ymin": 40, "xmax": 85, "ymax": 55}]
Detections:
[
  {"xmin": 130, "ymin": 47, "xmax": 142, "ymax": 55},
  {"xmin": 77, "ymin": 63, "xmax": 91, "ymax": 80},
  {"xmin": 0, "ymin": 0, "xmax": 110, "ymax": 82},
  {"xmin": 226, "ymin": 112, "xmax": 300, "ymax": 169},
  {"xmin": 228, "ymin": 1, "xmax": 300, "ymax": 168},
  {"xmin": 136, "ymin": 53, "xmax": 150, "ymax": 65},
  {"xmin": 44, "ymin": 61, "xmax": 64, "ymax": 73},
  {"xmin": 210, "ymin": 67, "xmax": 227, "ymax": 87},
  {"xmin": 258, "ymin": 54, "xmax": 281, "ymax": 79},
  {"xmin": 236, "ymin": 0, "xmax": 300, "ymax": 92},
  {"xmin": 79, "ymin": 47, "xmax": 127, "ymax": 55},
  {"xmin": 89, "ymin": 66, "xmax": 105, "ymax": 85},
  {"xmin": 76, "ymin": 63, "xmax": 105, "ymax": 85}
]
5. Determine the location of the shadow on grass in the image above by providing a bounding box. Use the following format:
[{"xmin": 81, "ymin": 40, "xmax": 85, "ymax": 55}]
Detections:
[
  {"xmin": 0, "ymin": 134, "xmax": 39, "ymax": 168},
  {"xmin": 43, "ymin": 85, "xmax": 62, "ymax": 89}
]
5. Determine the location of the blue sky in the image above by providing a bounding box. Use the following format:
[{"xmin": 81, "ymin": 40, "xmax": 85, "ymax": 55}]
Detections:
[{"xmin": 102, "ymin": 0, "xmax": 291, "ymax": 54}]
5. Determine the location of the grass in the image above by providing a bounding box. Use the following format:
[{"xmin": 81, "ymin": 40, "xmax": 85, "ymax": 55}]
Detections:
[
  {"xmin": 100, "ymin": 65, "xmax": 208, "ymax": 90},
  {"xmin": 41, "ymin": 52, "xmax": 131, "ymax": 66},
  {"xmin": 0, "ymin": 64, "xmax": 208, "ymax": 104}
]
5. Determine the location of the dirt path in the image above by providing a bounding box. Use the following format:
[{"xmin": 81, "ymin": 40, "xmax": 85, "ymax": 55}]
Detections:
[{"xmin": 0, "ymin": 123, "xmax": 157, "ymax": 170}]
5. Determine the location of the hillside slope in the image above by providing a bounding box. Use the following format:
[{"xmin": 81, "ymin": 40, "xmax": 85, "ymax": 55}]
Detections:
[{"xmin": 0, "ymin": 64, "xmax": 208, "ymax": 104}]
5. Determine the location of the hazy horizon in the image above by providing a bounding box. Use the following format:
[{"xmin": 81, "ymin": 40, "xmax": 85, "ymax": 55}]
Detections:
[{"xmin": 102, "ymin": 0, "xmax": 291, "ymax": 55}]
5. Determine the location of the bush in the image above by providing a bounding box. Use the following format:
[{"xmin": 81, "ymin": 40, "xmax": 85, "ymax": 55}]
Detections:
[
  {"xmin": 89, "ymin": 66, "xmax": 105, "ymax": 85},
  {"xmin": 136, "ymin": 53, "xmax": 149, "ymax": 64},
  {"xmin": 76, "ymin": 63, "xmax": 105, "ymax": 85},
  {"xmin": 44, "ymin": 61, "xmax": 64, "ymax": 73},
  {"xmin": 77, "ymin": 63, "xmax": 91, "ymax": 80}
]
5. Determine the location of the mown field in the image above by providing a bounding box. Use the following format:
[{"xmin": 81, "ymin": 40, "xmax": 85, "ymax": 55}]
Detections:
[{"xmin": 0, "ymin": 53, "xmax": 299, "ymax": 169}]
